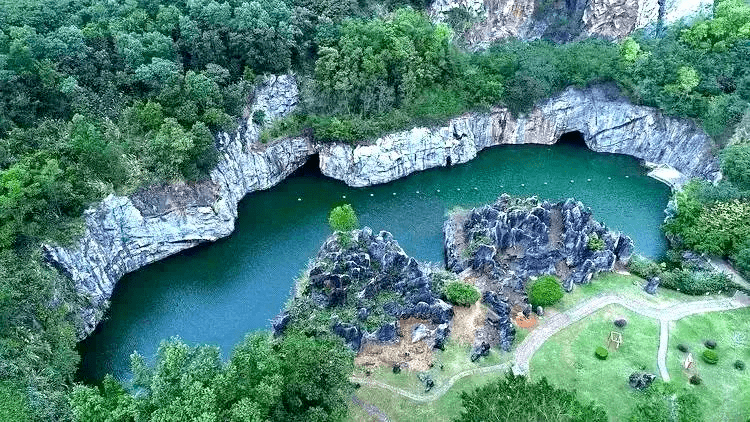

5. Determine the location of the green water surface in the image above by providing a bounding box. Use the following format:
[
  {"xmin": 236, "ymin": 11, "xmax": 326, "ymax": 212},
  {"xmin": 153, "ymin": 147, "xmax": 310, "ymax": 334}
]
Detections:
[{"xmin": 78, "ymin": 141, "xmax": 671, "ymax": 382}]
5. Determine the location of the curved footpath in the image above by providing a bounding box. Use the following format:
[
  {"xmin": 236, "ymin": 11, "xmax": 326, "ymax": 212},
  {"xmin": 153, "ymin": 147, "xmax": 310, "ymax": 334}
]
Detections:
[{"xmin": 353, "ymin": 291, "xmax": 750, "ymax": 403}]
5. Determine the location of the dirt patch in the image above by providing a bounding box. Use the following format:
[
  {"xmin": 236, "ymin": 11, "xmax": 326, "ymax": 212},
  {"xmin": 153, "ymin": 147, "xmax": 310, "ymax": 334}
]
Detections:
[
  {"xmin": 511, "ymin": 304, "xmax": 538, "ymax": 329},
  {"xmin": 452, "ymin": 301, "xmax": 486, "ymax": 344},
  {"xmin": 555, "ymin": 259, "xmax": 572, "ymax": 281},
  {"xmin": 549, "ymin": 207, "xmax": 564, "ymax": 247},
  {"xmin": 355, "ymin": 318, "xmax": 434, "ymax": 371}
]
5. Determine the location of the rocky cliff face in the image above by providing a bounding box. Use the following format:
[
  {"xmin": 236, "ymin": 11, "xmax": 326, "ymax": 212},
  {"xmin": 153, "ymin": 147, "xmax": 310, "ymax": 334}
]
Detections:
[
  {"xmin": 319, "ymin": 85, "xmax": 720, "ymax": 188},
  {"xmin": 44, "ymin": 75, "xmax": 313, "ymax": 337},
  {"xmin": 429, "ymin": 0, "xmax": 711, "ymax": 46},
  {"xmin": 50, "ymin": 77, "xmax": 718, "ymax": 339}
]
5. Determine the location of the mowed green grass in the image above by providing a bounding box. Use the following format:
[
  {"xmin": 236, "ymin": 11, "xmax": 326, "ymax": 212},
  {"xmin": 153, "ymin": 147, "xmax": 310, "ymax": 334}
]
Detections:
[
  {"xmin": 529, "ymin": 305, "xmax": 660, "ymax": 421},
  {"xmin": 667, "ymin": 307, "xmax": 750, "ymax": 422},
  {"xmin": 350, "ymin": 372, "xmax": 504, "ymax": 422}
]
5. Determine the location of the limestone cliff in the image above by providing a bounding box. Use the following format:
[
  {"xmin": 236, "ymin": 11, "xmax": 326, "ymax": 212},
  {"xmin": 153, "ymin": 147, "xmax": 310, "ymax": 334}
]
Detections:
[
  {"xmin": 319, "ymin": 85, "xmax": 720, "ymax": 188},
  {"xmin": 429, "ymin": 0, "xmax": 711, "ymax": 47},
  {"xmin": 49, "ymin": 78, "xmax": 719, "ymax": 339},
  {"xmin": 44, "ymin": 75, "xmax": 313, "ymax": 337}
]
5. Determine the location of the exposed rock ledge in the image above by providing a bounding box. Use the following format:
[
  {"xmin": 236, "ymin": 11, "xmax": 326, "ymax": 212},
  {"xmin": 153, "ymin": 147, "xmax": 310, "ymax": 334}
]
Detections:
[
  {"xmin": 46, "ymin": 78, "xmax": 718, "ymax": 339},
  {"xmin": 429, "ymin": 0, "xmax": 712, "ymax": 47},
  {"xmin": 319, "ymin": 85, "xmax": 719, "ymax": 188}
]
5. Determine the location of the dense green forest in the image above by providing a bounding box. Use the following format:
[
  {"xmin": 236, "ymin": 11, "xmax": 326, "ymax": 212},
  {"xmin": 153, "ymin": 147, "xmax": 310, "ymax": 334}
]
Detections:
[{"xmin": 1, "ymin": 0, "xmax": 750, "ymax": 420}]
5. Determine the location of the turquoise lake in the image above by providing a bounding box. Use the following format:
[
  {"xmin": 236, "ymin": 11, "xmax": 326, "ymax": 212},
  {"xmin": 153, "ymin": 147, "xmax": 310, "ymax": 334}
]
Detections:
[{"xmin": 78, "ymin": 139, "xmax": 671, "ymax": 383}]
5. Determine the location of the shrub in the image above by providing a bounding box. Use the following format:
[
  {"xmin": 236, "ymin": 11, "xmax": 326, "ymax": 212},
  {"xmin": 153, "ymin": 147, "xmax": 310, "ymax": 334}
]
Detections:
[
  {"xmin": 677, "ymin": 344, "xmax": 689, "ymax": 353},
  {"xmin": 689, "ymin": 374, "xmax": 702, "ymax": 385},
  {"xmin": 595, "ymin": 346, "xmax": 609, "ymax": 360},
  {"xmin": 587, "ymin": 233, "xmax": 604, "ymax": 251},
  {"xmin": 444, "ymin": 281, "xmax": 481, "ymax": 307},
  {"xmin": 528, "ymin": 275, "xmax": 564, "ymax": 307},
  {"xmin": 628, "ymin": 255, "xmax": 663, "ymax": 280},
  {"xmin": 252, "ymin": 110, "xmax": 266, "ymax": 125},
  {"xmin": 614, "ymin": 318, "xmax": 628, "ymax": 328},
  {"xmin": 704, "ymin": 339, "xmax": 716, "ymax": 349},
  {"xmin": 734, "ymin": 360, "xmax": 745, "ymax": 370},
  {"xmin": 702, "ymin": 349, "xmax": 718, "ymax": 364}
]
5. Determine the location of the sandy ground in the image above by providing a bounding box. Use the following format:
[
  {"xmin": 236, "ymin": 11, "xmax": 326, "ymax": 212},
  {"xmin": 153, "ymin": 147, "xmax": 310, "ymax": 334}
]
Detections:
[
  {"xmin": 355, "ymin": 318, "xmax": 435, "ymax": 371},
  {"xmin": 451, "ymin": 301, "xmax": 486, "ymax": 344}
]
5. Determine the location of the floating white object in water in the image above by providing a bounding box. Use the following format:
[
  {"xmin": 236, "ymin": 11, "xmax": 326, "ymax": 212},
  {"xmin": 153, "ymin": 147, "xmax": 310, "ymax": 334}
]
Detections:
[
  {"xmin": 544, "ymin": 182, "xmax": 548, "ymax": 185},
  {"xmin": 570, "ymin": 180, "xmax": 574, "ymax": 183},
  {"xmin": 392, "ymin": 192, "xmax": 396, "ymax": 196},
  {"xmin": 473, "ymin": 187, "xmax": 478, "ymax": 190},
  {"xmin": 608, "ymin": 177, "xmax": 612, "ymax": 180},
  {"xmin": 500, "ymin": 185, "xmax": 504, "ymax": 188},
  {"xmin": 297, "ymin": 198, "xmax": 302, "ymax": 201},
  {"xmin": 457, "ymin": 188, "xmax": 461, "ymax": 191},
  {"xmin": 370, "ymin": 193, "xmax": 374, "ymax": 197},
  {"xmin": 416, "ymin": 190, "xmax": 420, "ymax": 194},
  {"xmin": 521, "ymin": 183, "xmax": 525, "ymax": 187},
  {"xmin": 436, "ymin": 189, "xmax": 441, "ymax": 193},
  {"xmin": 342, "ymin": 195, "xmax": 346, "ymax": 199},
  {"xmin": 625, "ymin": 175, "xmax": 629, "ymax": 178},
  {"xmin": 587, "ymin": 179, "xmax": 591, "ymax": 182}
]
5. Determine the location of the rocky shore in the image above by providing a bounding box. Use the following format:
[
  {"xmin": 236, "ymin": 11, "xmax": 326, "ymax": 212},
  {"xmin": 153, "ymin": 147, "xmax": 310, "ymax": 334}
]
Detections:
[{"xmin": 45, "ymin": 75, "xmax": 716, "ymax": 339}]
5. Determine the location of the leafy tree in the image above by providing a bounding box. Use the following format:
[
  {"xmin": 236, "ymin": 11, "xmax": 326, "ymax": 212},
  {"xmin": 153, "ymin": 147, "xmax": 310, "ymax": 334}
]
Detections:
[
  {"xmin": 721, "ymin": 142, "xmax": 750, "ymax": 191},
  {"xmin": 328, "ymin": 204, "xmax": 359, "ymax": 233},
  {"xmin": 455, "ymin": 373, "xmax": 607, "ymax": 421}
]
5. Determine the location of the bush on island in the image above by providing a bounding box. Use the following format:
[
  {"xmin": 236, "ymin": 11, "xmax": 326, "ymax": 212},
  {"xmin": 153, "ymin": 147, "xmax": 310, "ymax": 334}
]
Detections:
[
  {"xmin": 443, "ymin": 281, "xmax": 481, "ymax": 307},
  {"xmin": 528, "ymin": 275, "xmax": 564, "ymax": 308}
]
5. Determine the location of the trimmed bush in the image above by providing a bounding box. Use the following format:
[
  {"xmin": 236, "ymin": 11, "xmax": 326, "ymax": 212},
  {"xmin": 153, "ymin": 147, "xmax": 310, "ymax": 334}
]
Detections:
[
  {"xmin": 689, "ymin": 374, "xmax": 702, "ymax": 385},
  {"xmin": 614, "ymin": 318, "xmax": 628, "ymax": 328},
  {"xmin": 677, "ymin": 344, "xmax": 689, "ymax": 353},
  {"xmin": 528, "ymin": 275, "xmax": 564, "ymax": 308},
  {"xmin": 595, "ymin": 346, "xmax": 609, "ymax": 360},
  {"xmin": 444, "ymin": 281, "xmax": 481, "ymax": 307},
  {"xmin": 702, "ymin": 349, "xmax": 719, "ymax": 364},
  {"xmin": 734, "ymin": 360, "xmax": 745, "ymax": 370}
]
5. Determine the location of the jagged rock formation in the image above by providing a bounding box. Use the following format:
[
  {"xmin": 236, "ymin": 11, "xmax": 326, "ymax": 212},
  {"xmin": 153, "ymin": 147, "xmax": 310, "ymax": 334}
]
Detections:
[
  {"xmin": 43, "ymin": 75, "xmax": 312, "ymax": 337},
  {"xmin": 320, "ymin": 85, "xmax": 719, "ymax": 188},
  {"xmin": 444, "ymin": 195, "xmax": 633, "ymax": 349},
  {"xmin": 429, "ymin": 0, "xmax": 712, "ymax": 47},
  {"xmin": 279, "ymin": 228, "xmax": 453, "ymax": 352}
]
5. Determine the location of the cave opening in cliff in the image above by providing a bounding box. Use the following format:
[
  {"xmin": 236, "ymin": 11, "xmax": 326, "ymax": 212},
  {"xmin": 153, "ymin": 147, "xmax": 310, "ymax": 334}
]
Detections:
[
  {"xmin": 557, "ymin": 131, "xmax": 588, "ymax": 148},
  {"xmin": 294, "ymin": 153, "xmax": 321, "ymax": 177},
  {"xmin": 446, "ymin": 155, "xmax": 452, "ymax": 167}
]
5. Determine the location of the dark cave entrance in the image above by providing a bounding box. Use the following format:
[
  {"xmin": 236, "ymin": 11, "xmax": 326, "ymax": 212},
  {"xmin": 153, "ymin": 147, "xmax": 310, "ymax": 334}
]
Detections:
[
  {"xmin": 293, "ymin": 153, "xmax": 321, "ymax": 177},
  {"xmin": 556, "ymin": 131, "xmax": 588, "ymax": 148},
  {"xmin": 446, "ymin": 155, "xmax": 452, "ymax": 167}
]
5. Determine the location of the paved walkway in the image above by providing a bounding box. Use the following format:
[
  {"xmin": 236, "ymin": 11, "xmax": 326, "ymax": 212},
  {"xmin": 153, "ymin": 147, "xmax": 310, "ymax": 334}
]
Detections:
[{"xmin": 355, "ymin": 291, "xmax": 750, "ymax": 404}]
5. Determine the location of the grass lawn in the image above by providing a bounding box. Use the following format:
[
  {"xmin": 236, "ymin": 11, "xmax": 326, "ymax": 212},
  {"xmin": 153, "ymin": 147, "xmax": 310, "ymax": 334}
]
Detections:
[
  {"xmin": 667, "ymin": 307, "xmax": 750, "ymax": 422},
  {"xmin": 529, "ymin": 304, "xmax": 660, "ymax": 421},
  {"xmin": 553, "ymin": 272, "xmax": 716, "ymax": 312},
  {"xmin": 350, "ymin": 371, "xmax": 504, "ymax": 422}
]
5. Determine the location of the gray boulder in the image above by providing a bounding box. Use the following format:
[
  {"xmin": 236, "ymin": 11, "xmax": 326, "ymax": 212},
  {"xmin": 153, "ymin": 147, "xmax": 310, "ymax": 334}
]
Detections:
[
  {"xmin": 628, "ymin": 372, "xmax": 656, "ymax": 390},
  {"xmin": 412, "ymin": 324, "xmax": 430, "ymax": 343},
  {"xmin": 644, "ymin": 277, "xmax": 660, "ymax": 295}
]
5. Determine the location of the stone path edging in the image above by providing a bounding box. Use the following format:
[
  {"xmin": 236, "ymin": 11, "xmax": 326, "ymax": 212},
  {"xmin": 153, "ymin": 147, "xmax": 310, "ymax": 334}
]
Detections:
[{"xmin": 353, "ymin": 292, "xmax": 749, "ymax": 404}]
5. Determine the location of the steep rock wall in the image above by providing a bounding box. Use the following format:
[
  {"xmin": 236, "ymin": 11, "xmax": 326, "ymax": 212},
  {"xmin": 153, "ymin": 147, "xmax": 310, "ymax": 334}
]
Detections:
[
  {"xmin": 429, "ymin": 0, "xmax": 712, "ymax": 47},
  {"xmin": 49, "ymin": 79, "xmax": 718, "ymax": 339},
  {"xmin": 319, "ymin": 85, "xmax": 719, "ymax": 188},
  {"xmin": 44, "ymin": 75, "xmax": 313, "ymax": 337}
]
